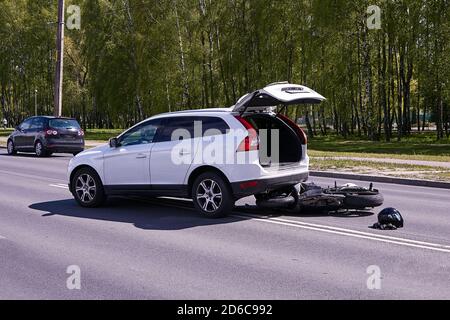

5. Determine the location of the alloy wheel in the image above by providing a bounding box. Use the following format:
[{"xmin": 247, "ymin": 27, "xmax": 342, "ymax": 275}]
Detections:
[
  {"xmin": 196, "ymin": 179, "xmax": 223, "ymax": 213},
  {"xmin": 75, "ymin": 173, "xmax": 97, "ymax": 204}
]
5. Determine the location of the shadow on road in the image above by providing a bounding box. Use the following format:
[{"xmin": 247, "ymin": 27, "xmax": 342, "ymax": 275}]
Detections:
[
  {"xmin": 236, "ymin": 205, "xmax": 375, "ymax": 219},
  {"xmin": 29, "ymin": 197, "xmax": 244, "ymax": 230}
]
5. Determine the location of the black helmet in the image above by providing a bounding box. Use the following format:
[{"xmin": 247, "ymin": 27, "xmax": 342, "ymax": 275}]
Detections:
[{"xmin": 378, "ymin": 208, "xmax": 404, "ymax": 228}]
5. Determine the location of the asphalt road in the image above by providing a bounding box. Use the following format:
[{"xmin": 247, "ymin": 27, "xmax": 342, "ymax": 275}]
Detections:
[{"xmin": 0, "ymin": 149, "xmax": 449, "ymax": 299}]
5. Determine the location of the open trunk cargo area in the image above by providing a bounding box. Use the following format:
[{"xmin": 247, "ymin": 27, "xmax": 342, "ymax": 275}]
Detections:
[{"xmin": 244, "ymin": 113, "xmax": 304, "ymax": 168}]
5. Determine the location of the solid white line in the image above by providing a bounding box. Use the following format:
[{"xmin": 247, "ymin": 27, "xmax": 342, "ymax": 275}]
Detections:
[
  {"xmin": 232, "ymin": 214, "xmax": 450, "ymax": 253},
  {"xmin": 238, "ymin": 213, "xmax": 450, "ymax": 249},
  {"xmin": 95, "ymin": 195, "xmax": 450, "ymax": 253}
]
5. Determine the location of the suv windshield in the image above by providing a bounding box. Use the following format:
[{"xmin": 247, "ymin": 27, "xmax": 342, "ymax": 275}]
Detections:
[{"xmin": 49, "ymin": 119, "xmax": 80, "ymax": 129}]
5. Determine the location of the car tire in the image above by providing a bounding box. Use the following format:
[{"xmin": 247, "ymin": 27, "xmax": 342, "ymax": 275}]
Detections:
[
  {"xmin": 255, "ymin": 185, "xmax": 299, "ymax": 210},
  {"xmin": 71, "ymin": 167, "xmax": 106, "ymax": 208},
  {"xmin": 7, "ymin": 139, "xmax": 17, "ymax": 155},
  {"xmin": 34, "ymin": 141, "xmax": 47, "ymax": 157},
  {"xmin": 192, "ymin": 172, "xmax": 233, "ymax": 218},
  {"xmin": 256, "ymin": 194, "xmax": 297, "ymax": 209}
]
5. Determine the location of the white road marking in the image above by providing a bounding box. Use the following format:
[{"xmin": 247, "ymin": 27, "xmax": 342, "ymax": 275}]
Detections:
[
  {"xmin": 0, "ymin": 235, "xmax": 5, "ymax": 240},
  {"xmin": 232, "ymin": 213, "xmax": 450, "ymax": 254},
  {"xmin": 49, "ymin": 183, "xmax": 69, "ymax": 189},
  {"xmin": 0, "ymin": 169, "xmax": 66, "ymax": 183},
  {"xmin": 161, "ymin": 196, "xmax": 191, "ymax": 202},
  {"xmin": 238, "ymin": 213, "xmax": 450, "ymax": 249},
  {"xmin": 63, "ymin": 194, "xmax": 450, "ymax": 254}
]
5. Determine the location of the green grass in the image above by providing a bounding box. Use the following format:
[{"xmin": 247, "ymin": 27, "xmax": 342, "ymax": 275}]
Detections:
[
  {"xmin": 0, "ymin": 129, "xmax": 13, "ymax": 137},
  {"xmin": 310, "ymin": 158, "xmax": 450, "ymax": 182},
  {"xmin": 309, "ymin": 150, "xmax": 450, "ymax": 162},
  {"xmin": 308, "ymin": 133, "xmax": 450, "ymax": 160},
  {"xmin": 84, "ymin": 129, "xmax": 123, "ymax": 141}
]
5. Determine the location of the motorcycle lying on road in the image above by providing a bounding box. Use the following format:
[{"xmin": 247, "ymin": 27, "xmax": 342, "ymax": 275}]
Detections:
[{"xmin": 255, "ymin": 182, "xmax": 384, "ymax": 213}]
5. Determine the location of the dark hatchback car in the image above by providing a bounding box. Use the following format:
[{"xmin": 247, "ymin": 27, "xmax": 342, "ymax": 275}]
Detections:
[{"xmin": 6, "ymin": 116, "xmax": 85, "ymax": 157}]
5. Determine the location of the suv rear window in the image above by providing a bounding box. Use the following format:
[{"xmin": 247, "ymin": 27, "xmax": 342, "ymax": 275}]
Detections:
[{"xmin": 49, "ymin": 119, "xmax": 81, "ymax": 129}]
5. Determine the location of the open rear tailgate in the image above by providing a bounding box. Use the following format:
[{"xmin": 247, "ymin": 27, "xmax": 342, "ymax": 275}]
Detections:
[{"xmin": 233, "ymin": 82, "xmax": 326, "ymax": 114}]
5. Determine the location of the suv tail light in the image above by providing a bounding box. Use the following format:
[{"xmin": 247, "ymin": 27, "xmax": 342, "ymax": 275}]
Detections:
[
  {"xmin": 234, "ymin": 116, "xmax": 259, "ymax": 152},
  {"xmin": 78, "ymin": 129, "xmax": 85, "ymax": 137},
  {"xmin": 277, "ymin": 114, "xmax": 307, "ymax": 144}
]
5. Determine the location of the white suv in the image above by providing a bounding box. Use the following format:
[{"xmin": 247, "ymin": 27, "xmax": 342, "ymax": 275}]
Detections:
[{"xmin": 68, "ymin": 82, "xmax": 325, "ymax": 217}]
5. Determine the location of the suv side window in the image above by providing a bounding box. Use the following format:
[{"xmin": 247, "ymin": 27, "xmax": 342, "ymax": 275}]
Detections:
[
  {"xmin": 157, "ymin": 117, "xmax": 196, "ymax": 142},
  {"xmin": 156, "ymin": 116, "xmax": 229, "ymax": 142},
  {"xmin": 30, "ymin": 117, "xmax": 45, "ymax": 130},
  {"xmin": 198, "ymin": 116, "xmax": 229, "ymax": 136},
  {"xmin": 119, "ymin": 119, "xmax": 162, "ymax": 147}
]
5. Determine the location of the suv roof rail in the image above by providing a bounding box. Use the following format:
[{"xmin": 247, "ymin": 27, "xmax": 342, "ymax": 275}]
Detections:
[{"xmin": 266, "ymin": 81, "xmax": 289, "ymax": 87}]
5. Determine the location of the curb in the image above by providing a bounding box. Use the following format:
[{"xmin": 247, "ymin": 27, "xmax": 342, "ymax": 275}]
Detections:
[{"xmin": 310, "ymin": 171, "xmax": 450, "ymax": 190}]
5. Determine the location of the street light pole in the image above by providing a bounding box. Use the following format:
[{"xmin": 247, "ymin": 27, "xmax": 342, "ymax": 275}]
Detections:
[
  {"xmin": 54, "ymin": 0, "xmax": 65, "ymax": 117},
  {"xmin": 34, "ymin": 89, "xmax": 38, "ymax": 116}
]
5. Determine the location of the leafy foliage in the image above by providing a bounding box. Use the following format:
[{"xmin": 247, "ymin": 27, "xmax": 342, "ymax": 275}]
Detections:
[{"xmin": 0, "ymin": 0, "xmax": 449, "ymax": 140}]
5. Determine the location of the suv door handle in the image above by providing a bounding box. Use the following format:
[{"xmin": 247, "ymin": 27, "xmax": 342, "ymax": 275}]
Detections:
[
  {"xmin": 179, "ymin": 150, "xmax": 191, "ymax": 156},
  {"xmin": 136, "ymin": 153, "xmax": 147, "ymax": 159}
]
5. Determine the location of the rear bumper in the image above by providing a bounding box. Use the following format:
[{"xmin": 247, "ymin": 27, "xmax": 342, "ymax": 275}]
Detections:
[
  {"xmin": 45, "ymin": 142, "xmax": 84, "ymax": 153},
  {"xmin": 231, "ymin": 171, "xmax": 309, "ymax": 199}
]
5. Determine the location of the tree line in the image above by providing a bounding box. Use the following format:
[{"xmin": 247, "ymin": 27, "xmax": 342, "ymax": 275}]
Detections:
[{"xmin": 0, "ymin": 0, "xmax": 449, "ymax": 140}]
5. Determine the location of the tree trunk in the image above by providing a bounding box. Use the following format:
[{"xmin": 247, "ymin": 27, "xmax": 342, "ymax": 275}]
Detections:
[
  {"xmin": 305, "ymin": 108, "xmax": 314, "ymax": 139},
  {"xmin": 394, "ymin": 45, "xmax": 403, "ymax": 141},
  {"xmin": 175, "ymin": 0, "xmax": 190, "ymax": 109},
  {"xmin": 362, "ymin": 23, "xmax": 374, "ymax": 140}
]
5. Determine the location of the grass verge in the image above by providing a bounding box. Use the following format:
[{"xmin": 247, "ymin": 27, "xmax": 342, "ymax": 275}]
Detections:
[
  {"xmin": 308, "ymin": 133, "xmax": 450, "ymax": 160},
  {"xmin": 310, "ymin": 158, "xmax": 450, "ymax": 182},
  {"xmin": 308, "ymin": 150, "xmax": 450, "ymax": 163}
]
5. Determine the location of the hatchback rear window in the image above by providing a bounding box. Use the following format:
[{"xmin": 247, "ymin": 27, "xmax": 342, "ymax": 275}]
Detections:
[{"xmin": 49, "ymin": 119, "xmax": 81, "ymax": 129}]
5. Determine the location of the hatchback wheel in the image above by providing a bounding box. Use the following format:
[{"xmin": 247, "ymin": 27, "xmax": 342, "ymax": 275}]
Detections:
[
  {"xmin": 7, "ymin": 140, "xmax": 16, "ymax": 155},
  {"xmin": 72, "ymin": 168, "xmax": 106, "ymax": 208},
  {"xmin": 35, "ymin": 141, "xmax": 47, "ymax": 157},
  {"xmin": 192, "ymin": 172, "xmax": 233, "ymax": 218}
]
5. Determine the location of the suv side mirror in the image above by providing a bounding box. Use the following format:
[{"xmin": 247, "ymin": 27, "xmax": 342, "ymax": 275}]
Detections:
[{"xmin": 109, "ymin": 137, "xmax": 119, "ymax": 148}]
